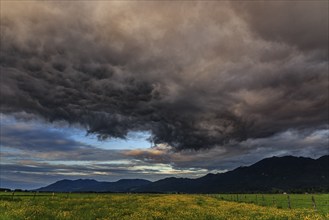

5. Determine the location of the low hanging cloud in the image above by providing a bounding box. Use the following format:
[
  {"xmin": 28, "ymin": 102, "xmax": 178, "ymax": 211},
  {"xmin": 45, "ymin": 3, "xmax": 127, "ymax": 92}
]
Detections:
[{"xmin": 1, "ymin": 1, "xmax": 328, "ymax": 150}]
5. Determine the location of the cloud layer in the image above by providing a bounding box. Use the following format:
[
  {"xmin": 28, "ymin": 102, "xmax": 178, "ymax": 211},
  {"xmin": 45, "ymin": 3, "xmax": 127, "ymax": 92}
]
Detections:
[
  {"xmin": 1, "ymin": 1, "xmax": 328, "ymax": 151},
  {"xmin": 1, "ymin": 115, "xmax": 327, "ymax": 189}
]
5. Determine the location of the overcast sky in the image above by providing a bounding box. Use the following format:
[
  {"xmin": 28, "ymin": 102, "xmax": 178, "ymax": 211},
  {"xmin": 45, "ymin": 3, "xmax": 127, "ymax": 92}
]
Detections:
[{"xmin": 1, "ymin": 1, "xmax": 328, "ymax": 189}]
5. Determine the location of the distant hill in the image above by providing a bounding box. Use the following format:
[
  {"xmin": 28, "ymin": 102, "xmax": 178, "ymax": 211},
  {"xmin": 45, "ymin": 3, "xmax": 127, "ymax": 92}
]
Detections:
[
  {"xmin": 134, "ymin": 155, "xmax": 329, "ymax": 193},
  {"xmin": 36, "ymin": 179, "xmax": 151, "ymax": 192},
  {"xmin": 36, "ymin": 155, "xmax": 329, "ymax": 193}
]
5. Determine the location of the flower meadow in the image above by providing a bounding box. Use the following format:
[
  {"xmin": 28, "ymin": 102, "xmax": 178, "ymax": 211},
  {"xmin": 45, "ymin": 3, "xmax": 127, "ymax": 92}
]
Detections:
[{"xmin": 0, "ymin": 193, "xmax": 328, "ymax": 220}]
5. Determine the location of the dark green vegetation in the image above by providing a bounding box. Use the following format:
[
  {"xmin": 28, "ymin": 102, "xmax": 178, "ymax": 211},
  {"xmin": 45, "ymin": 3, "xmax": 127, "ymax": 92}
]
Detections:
[{"xmin": 0, "ymin": 192, "xmax": 328, "ymax": 220}]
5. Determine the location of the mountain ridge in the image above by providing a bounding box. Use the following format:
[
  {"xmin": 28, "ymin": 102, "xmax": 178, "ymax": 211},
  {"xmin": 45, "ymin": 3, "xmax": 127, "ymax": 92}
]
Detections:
[
  {"xmin": 36, "ymin": 178, "xmax": 151, "ymax": 192},
  {"xmin": 36, "ymin": 155, "xmax": 329, "ymax": 193}
]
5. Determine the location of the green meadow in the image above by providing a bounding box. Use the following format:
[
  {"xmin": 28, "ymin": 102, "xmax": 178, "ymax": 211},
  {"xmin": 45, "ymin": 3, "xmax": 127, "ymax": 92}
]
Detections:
[
  {"xmin": 212, "ymin": 193, "xmax": 329, "ymax": 214},
  {"xmin": 0, "ymin": 192, "xmax": 328, "ymax": 220}
]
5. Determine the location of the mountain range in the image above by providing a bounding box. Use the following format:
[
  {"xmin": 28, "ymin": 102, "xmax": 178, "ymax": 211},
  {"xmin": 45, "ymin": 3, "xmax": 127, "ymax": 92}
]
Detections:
[
  {"xmin": 36, "ymin": 155, "xmax": 329, "ymax": 193},
  {"xmin": 37, "ymin": 179, "xmax": 151, "ymax": 192}
]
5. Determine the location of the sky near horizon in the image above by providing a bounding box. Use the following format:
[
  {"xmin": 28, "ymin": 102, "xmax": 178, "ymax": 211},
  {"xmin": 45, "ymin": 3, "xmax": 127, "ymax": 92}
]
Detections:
[{"xmin": 0, "ymin": 1, "xmax": 328, "ymax": 189}]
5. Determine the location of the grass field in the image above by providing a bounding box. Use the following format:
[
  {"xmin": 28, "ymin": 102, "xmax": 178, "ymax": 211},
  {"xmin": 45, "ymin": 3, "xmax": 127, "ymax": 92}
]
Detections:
[
  {"xmin": 212, "ymin": 193, "xmax": 329, "ymax": 215},
  {"xmin": 0, "ymin": 192, "xmax": 328, "ymax": 220}
]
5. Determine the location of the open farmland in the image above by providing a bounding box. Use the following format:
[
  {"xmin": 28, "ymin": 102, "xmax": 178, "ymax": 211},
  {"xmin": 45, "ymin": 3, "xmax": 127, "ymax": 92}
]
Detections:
[{"xmin": 0, "ymin": 192, "xmax": 328, "ymax": 220}]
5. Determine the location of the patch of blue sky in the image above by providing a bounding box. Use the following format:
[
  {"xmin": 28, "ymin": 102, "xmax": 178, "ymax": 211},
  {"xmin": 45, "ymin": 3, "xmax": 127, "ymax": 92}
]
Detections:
[
  {"xmin": 0, "ymin": 146, "xmax": 22, "ymax": 154},
  {"xmin": 70, "ymin": 131, "xmax": 152, "ymax": 150}
]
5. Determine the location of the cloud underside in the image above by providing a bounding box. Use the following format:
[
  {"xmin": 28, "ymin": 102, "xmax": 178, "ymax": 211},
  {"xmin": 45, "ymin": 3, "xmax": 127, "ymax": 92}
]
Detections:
[{"xmin": 1, "ymin": 1, "xmax": 328, "ymax": 150}]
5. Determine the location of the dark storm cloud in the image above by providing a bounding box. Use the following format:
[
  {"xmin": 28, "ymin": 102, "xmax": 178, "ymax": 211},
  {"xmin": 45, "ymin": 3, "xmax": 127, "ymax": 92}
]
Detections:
[
  {"xmin": 1, "ymin": 1, "xmax": 328, "ymax": 150},
  {"xmin": 231, "ymin": 1, "xmax": 328, "ymax": 53}
]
